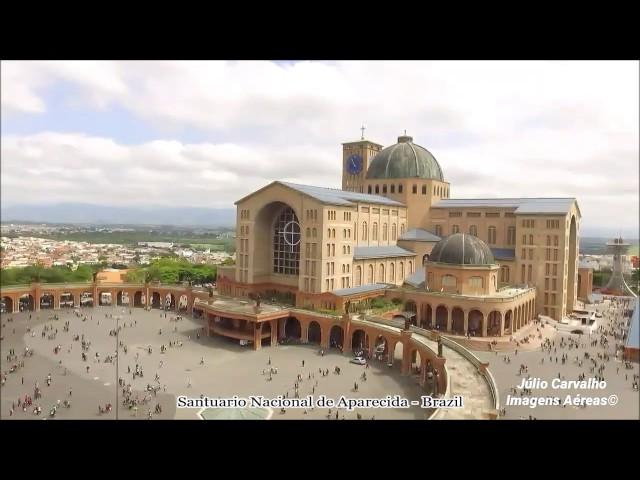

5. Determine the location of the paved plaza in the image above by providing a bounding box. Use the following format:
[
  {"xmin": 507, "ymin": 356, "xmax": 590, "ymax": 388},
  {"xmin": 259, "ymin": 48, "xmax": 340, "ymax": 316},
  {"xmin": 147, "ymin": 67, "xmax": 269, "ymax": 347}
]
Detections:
[
  {"xmin": 475, "ymin": 298, "xmax": 640, "ymax": 419},
  {"xmin": 1, "ymin": 306, "xmax": 431, "ymax": 420}
]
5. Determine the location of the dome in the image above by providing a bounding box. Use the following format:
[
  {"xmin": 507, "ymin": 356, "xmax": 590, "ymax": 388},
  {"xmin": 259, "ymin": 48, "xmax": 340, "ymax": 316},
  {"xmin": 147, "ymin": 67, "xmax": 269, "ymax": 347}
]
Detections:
[
  {"xmin": 366, "ymin": 135, "xmax": 444, "ymax": 181},
  {"xmin": 429, "ymin": 233, "xmax": 495, "ymax": 266}
]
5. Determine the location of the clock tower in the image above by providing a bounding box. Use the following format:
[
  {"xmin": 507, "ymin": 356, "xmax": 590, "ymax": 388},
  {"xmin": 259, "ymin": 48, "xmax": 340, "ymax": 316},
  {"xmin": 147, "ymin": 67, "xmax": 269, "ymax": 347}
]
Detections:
[{"xmin": 341, "ymin": 129, "xmax": 383, "ymax": 192}]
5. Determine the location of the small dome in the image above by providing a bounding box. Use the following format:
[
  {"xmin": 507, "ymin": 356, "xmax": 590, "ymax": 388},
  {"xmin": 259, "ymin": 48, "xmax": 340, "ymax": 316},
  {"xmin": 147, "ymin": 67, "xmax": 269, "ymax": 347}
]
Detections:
[
  {"xmin": 366, "ymin": 135, "xmax": 444, "ymax": 181},
  {"xmin": 429, "ymin": 233, "xmax": 495, "ymax": 266}
]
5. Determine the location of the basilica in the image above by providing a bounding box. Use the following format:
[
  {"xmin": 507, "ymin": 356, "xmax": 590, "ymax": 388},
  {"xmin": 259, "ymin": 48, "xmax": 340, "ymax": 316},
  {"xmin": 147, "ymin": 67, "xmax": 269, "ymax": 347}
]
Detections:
[{"xmin": 217, "ymin": 132, "xmax": 589, "ymax": 337}]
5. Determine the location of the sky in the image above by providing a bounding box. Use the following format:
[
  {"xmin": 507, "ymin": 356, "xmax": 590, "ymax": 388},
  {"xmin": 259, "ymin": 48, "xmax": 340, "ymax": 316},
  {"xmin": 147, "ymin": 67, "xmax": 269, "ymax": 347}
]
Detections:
[{"xmin": 1, "ymin": 60, "xmax": 638, "ymax": 236}]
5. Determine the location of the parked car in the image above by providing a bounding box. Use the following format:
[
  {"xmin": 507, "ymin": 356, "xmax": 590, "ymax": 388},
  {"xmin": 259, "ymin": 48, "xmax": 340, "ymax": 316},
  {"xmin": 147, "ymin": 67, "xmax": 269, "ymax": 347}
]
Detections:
[{"xmin": 350, "ymin": 357, "xmax": 366, "ymax": 365}]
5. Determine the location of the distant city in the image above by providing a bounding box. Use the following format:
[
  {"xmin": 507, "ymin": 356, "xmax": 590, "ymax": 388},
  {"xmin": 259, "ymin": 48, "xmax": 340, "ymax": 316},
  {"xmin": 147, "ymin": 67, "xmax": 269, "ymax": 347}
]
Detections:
[{"xmin": 0, "ymin": 222, "xmax": 236, "ymax": 270}]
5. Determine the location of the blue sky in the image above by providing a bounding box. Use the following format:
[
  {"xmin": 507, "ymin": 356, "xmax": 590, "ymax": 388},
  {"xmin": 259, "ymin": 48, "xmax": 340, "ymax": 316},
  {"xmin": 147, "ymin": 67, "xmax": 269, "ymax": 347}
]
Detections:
[{"xmin": 1, "ymin": 60, "xmax": 638, "ymax": 237}]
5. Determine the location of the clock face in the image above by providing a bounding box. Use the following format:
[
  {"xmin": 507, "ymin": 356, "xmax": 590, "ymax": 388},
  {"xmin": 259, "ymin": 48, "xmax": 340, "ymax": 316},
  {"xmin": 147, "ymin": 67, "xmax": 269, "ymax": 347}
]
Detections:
[{"xmin": 347, "ymin": 154, "xmax": 363, "ymax": 175}]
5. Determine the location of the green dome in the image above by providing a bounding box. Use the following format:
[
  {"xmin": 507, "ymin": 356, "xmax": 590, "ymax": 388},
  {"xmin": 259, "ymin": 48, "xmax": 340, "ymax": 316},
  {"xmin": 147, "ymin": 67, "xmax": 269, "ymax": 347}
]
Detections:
[{"xmin": 366, "ymin": 135, "xmax": 444, "ymax": 181}]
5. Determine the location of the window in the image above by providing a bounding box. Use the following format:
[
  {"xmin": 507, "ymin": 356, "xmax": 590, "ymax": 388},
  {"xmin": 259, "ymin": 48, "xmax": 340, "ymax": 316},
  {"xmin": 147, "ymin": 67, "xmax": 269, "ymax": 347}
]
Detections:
[
  {"xmin": 521, "ymin": 265, "xmax": 526, "ymax": 283},
  {"xmin": 412, "ymin": 184, "xmax": 417, "ymax": 194},
  {"xmin": 552, "ymin": 278, "xmax": 557, "ymax": 290},
  {"xmin": 327, "ymin": 228, "xmax": 331, "ymax": 238},
  {"xmin": 390, "ymin": 184, "xmax": 395, "ymax": 193},
  {"xmin": 529, "ymin": 234, "xmax": 534, "ymax": 245},
  {"xmin": 527, "ymin": 265, "xmax": 532, "ymax": 282},
  {"xmin": 368, "ymin": 185, "xmax": 372, "ymax": 194},
  {"xmin": 400, "ymin": 262, "xmax": 404, "ymax": 279},
  {"xmin": 331, "ymin": 244, "xmax": 335, "ymax": 256},
  {"xmin": 546, "ymin": 235, "xmax": 551, "ymax": 246},
  {"xmin": 392, "ymin": 224, "xmax": 397, "ymax": 240},
  {"xmin": 362, "ymin": 222, "xmax": 368, "ymax": 241},
  {"xmin": 331, "ymin": 262, "xmax": 335, "ymax": 275},
  {"xmin": 383, "ymin": 223, "xmax": 388, "ymax": 241},
  {"xmin": 368, "ymin": 265, "xmax": 374, "ymax": 283},
  {"xmin": 545, "ymin": 278, "xmax": 549, "ymax": 289},
  {"xmin": 382, "ymin": 185, "xmax": 387, "ymax": 194},
  {"xmin": 272, "ymin": 206, "xmax": 300, "ymax": 275},
  {"xmin": 469, "ymin": 225, "xmax": 477, "ymax": 236},
  {"xmin": 529, "ymin": 248, "xmax": 534, "ymax": 259},
  {"xmin": 375, "ymin": 185, "xmax": 379, "ymax": 194},
  {"xmin": 435, "ymin": 225, "xmax": 442, "ymax": 237},
  {"xmin": 467, "ymin": 212, "xmax": 481, "ymax": 217},
  {"xmin": 449, "ymin": 211, "xmax": 463, "ymax": 218},
  {"xmin": 488, "ymin": 226, "xmax": 496, "ymax": 244},
  {"xmin": 398, "ymin": 185, "xmax": 403, "ymax": 193},
  {"xmin": 312, "ymin": 228, "xmax": 317, "ymax": 238},
  {"xmin": 442, "ymin": 275, "xmax": 457, "ymax": 287},
  {"xmin": 326, "ymin": 243, "xmax": 331, "ymax": 256},
  {"xmin": 343, "ymin": 229, "xmax": 347, "ymax": 238},
  {"xmin": 553, "ymin": 264, "xmax": 558, "ymax": 275},
  {"xmin": 422, "ymin": 185, "xmax": 427, "ymax": 194},
  {"xmin": 545, "ymin": 263, "xmax": 550, "ymax": 275},
  {"xmin": 378, "ymin": 264, "xmax": 385, "ymax": 282},
  {"xmin": 553, "ymin": 249, "xmax": 558, "ymax": 261},
  {"xmin": 485, "ymin": 212, "xmax": 500, "ymax": 218},
  {"xmin": 469, "ymin": 276, "xmax": 483, "ymax": 288},
  {"xmin": 409, "ymin": 261, "xmax": 413, "ymax": 273},
  {"xmin": 400, "ymin": 224, "xmax": 405, "ymax": 236},
  {"xmin": 306, "ymin": 228, "xmax": 311, "ymax": 237},
  {"xmin": 507, "ymin": 226, "xmax": 516, "ymax": 245},
  {"xmin": 326, "ymin": 262, "xmax": 330, "ymax": 275},
  {"xmin": 390, "ymin": 263, "xmax": 395, "ymax": 282},
  {"xmin": 522, "ymin": 248, "xmax": 526, "ymax": 259},
  {"xmin": 554, "ymin": 235, "xmax": 558, "ymax": 246},
  {"xmin": 332, "ymin": 228, "xmax": 336, "ymax": 238},
  {"xmin": 372, "ymin": 222, "xmax": 378, "ymax": 241},
  {"xmin": 452, "ymin": 225, "xmax": 460, "ymax": 234}
]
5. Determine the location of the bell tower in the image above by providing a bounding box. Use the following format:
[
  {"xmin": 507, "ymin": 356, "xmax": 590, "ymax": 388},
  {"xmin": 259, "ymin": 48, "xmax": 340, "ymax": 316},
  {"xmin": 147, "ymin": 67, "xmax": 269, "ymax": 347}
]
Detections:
[{"xmin": 341, "ymin": 125, "xmax": 383, "ymax": 193}]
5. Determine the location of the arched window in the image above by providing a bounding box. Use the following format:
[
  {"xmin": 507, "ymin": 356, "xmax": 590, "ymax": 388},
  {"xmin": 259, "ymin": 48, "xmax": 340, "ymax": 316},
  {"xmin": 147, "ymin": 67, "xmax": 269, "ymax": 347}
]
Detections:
[
  {"xmin": 392, "ymin": 223, "xmax": 397, "ymax": 240},
  {"xmin": 312, "ymin": 228, "xmax": 317, "ymax": 238},
  {"xmin": 343, "ymin": 229, "xmax": 347, "ymax": 238},
  {"xmin": 382, "ymin": 185, "xmax": 387, "ymax": 194},
  {"xmin": 356, "ymin": 266, "xmax": 362, "ymax": 286},
  {"xmin": 368, "ymin": 185, "xmax": 372, "ymax": 194},
  {"xmin": 342, "ymin": 264, "xmax": 345, "ymax": 273},
  {"xmin": 306, "ymin": 228, "xmax": 311, "ymax": 237},
  {"xmin": 469, "ymin": 276, "xmax": 483, "ymax": 288},
  {"xmin": 441, "ymin": 275, "xmax": 457, "ymax": 287},
  {"xmin": 327, "ymin": 228, "xmax": 331, "ymax": 238},
  {"xmin": 326, "ymin": 263, "xmax": 330, "ymax": 275},
  {"xmin": 546, "ymin": 235, "xmax": 551, "ymax": 246},
  {"xmin": 400, "ymin": 224, "xmax": 405, "ymax": 235},
  {"xmin": 390, "ymin": 184, "xmax": 395, "ymax": 193},
  {"xmin": 452, "ymin": 225, "xmax": 460, "ymax": 234},
  {"xmin": 342, "ymin": 245, "xmax": 346, "ymax": 254},
  {"xmin": 375, "ymin": 185, "xmax": 379, "ymax": 194},
  {"xmin": 507, "ymin": 226, "xmax": 516, "ymax": 245},
  {"xmin": 423, "ymin": 254, "xmax": 430, "ymax": 265},
  {"xmin": 422, "ymin": 185, "xmax": 427, "ymax": 194},
  {"xmin": 383, "ymin": 223, "xmax": 388, "ymax": 241},
  {"xmin": 488, "ymin": 226, "xmax": 496, "ymax": 244},
  {"xmin": 412, "ymin": 184, "xmax": 417, "ymax": 194},
  {"xmin": 409, "ymin": 261, "xmax": 413, "ymax": 273},
  {"xmin": 400, "ymin": 262, "xmax": 404, "ymax": 279},
  {"xmin": 390, "ymin": 262, "xmax": 395, "ymax": 282},
  {"xmin": 372, "ymin": 222, "xmax": 378, "ymax": 240},
  {"xmin": 362, "ymin": 222, "xmax": 368, "ymax": 240},
  {"xmin": 529, "ymin": 234, "xmax": 534, "ymax": 245},
  {"xmin": 332, "ymin": 229, "xmax": 336, "ymax": 238},
  {"xmin": 469, "ymin": 225, "xmax": 477, "ymax": 236},
  {"xmin": 435, "ymin": 225, "xmax": 442, "ymax": 237},
  {"xmin": 379, "ymin": 264, "xmax": 385, "ymax": 283},
  {"xmin": 398, "ymin": 184, "xmax": 403, "ymax": 193},
  {"xmin": 368, "ymin": 264, "xmax": 374, "ymax": 283},
  {"xmin": 433, "ymin": 186, "xmax": 436, "ymax": 195}
]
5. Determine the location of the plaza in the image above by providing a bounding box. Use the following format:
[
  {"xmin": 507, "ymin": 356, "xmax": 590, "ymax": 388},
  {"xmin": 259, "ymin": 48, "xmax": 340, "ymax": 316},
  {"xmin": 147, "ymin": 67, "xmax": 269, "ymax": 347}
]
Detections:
[{"xmin": 1, "ymin": 306, "xmax": 435, "ymax": 420}]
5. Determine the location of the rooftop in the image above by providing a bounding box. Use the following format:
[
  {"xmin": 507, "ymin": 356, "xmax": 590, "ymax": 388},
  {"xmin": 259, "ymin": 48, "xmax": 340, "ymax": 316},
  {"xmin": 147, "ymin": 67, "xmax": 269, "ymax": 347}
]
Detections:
[
  {"xmin": 398, "ymin": 228, "xmax": 441, "ymax": 242},
  {"xmin": 332, "ymin": 283, "xmax": 390, "ymax": 297},
  {"xmin": 353, "ymin": 245, "xmax": 415, "ymax": 260},
  {"xmin": 236, "ymin": 181, "xmax": 405, "ymax": 207},
  {"xmin": 432, "ymin": 198, "xmax": 577, "ymax": 215}
]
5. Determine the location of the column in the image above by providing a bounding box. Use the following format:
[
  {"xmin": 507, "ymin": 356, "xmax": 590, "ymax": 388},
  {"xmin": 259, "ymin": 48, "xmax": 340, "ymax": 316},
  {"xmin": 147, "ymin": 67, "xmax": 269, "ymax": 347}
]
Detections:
[
  {"xmin": 427, "ymin": 306, "xmax": 433, "ymax": 328},
  {"xmin": 301, "ymin": 323, "xmax": 309, "ymax": 344},
  {"xmin": 321, "ymin": 326, "xmax": 330, "ymax": 350},
  {"xmin": 400, "ymin": 331, "xmax": 412, "ymax": 376},
  {"xmin": 12, "ymin": 296, "xmax": 19, "ymax": 313},
  {"xmin": 54, "ymin": 293, "xmax": 61, "ymax": 310},
  {"xmin": 270, "ymin": 319, "xmax": 278, "ymax": 347},
  {"xmin": 33, "ymin": 283, "xmax": 41, "ymax": 312},
  {"xmin": 463, "ymin": 311, "xmax": 469, "ymax": 335},
  {"xmin": 482, "ymin": 312, "xmax": 488, "ymax": 337},
  {"xmin": 92, "ymin": 283, "xmax": 99, "ymax": 308},
  {"xmin": 419, "ymin": 356, "xmax": 427, "ymax": 387},
  {"xmin": 446, "ymin": 308, "xmax": 452, "ymax": 332},
  {"xmin": 253, "ymin": 322, "xmax": 262, "ymax": 351},
  {"xmin": 499, "ymin": 312, "xmax": 505, "ymax": 337},
  {"xmin": 342, "ymin": 315, "xmax": 352, "ymax": 354}
]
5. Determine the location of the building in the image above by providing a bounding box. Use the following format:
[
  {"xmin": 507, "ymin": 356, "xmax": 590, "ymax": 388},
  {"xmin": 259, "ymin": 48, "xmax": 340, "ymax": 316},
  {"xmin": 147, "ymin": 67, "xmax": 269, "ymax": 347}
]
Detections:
[{"xmin": 216, "ymin": 132, "xmax": 582, "ymax": 327}]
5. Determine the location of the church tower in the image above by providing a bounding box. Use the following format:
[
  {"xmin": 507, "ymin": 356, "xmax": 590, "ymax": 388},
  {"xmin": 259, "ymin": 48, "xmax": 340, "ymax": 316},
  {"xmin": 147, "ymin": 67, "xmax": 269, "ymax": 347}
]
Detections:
[{"xmin": 341, "ymin": 126, "xmax": 383, "ymax": 193}]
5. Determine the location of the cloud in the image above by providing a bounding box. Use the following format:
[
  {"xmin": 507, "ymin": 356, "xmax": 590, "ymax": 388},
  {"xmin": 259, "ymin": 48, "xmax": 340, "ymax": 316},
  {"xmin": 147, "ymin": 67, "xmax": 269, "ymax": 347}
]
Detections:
[{"xmin": 1, "ymin": 60, "xmax": 638, "ymax": 234}]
